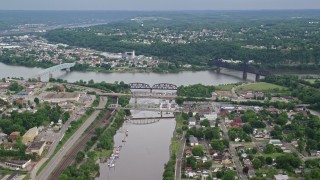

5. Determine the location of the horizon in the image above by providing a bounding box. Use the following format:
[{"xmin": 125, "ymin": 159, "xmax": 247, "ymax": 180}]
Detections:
[{"xmin": 2, "ymin": 0, "xmax": 320, "ymax": 11}]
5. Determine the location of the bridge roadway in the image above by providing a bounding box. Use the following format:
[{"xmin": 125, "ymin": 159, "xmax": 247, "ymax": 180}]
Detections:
[
  {"xmin": 97, "ymin": 92, "xmax": 177, "ymax": 99},
  {"xmin": 97, "ymin": 106, "xmax": 181, "ymax": 112}
]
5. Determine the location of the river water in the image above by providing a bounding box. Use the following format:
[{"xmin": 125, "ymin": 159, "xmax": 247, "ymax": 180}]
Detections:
[
  {"xmin": 0, "ymin": 62, "xmax": 255, "ymax": 85},
  {"xmin": 96, "ymin": 98, "xmax": 176, "ymax": 180}
]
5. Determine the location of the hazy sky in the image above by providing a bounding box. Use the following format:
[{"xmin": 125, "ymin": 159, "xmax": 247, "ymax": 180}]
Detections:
[{"xmin": 2, "ymin": 0, "xmax": 320, "ymax": 11}]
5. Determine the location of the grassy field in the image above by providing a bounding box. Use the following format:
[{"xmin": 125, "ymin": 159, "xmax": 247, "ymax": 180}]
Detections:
[
  {"xmin": 237, "ymin": 82, "xmax": 287, "ymax": 92},
  {"xmin": 262, "ymin": 153, "xmax": 285, "ymax": 158},
  {"xmin": 215, "ymin": 83, "xmax": 238, "ymax": 91}
]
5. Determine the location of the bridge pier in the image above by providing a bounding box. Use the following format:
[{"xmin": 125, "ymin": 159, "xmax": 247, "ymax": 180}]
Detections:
[
  {"xmin": 216, "ymin": 67, "xmax": 221, "ymax": 73},
  {"xmin": 255, "ymin": 74, "xmax": 260, "ymax": 81},
  {"xmin": 161, "ymin": 111, "xmax": 163, "ymax": 118},
  {"xmin": 242, "ymin": 71, "xmax": 248, "ymax": 80},
  {"xmin": 150, "ymin": 88, "xmax": 153, "ymax": 93}
]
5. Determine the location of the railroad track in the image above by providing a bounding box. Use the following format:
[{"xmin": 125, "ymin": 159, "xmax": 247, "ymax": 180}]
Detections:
[{"xmin": 48, "ymin": 97, "xmax": 117, "ymax": 180}]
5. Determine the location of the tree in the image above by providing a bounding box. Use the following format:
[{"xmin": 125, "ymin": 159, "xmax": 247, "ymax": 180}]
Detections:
[
  {"xmin": 243, "ymin": 166, "xmax": 249, "ymax": 174},
  {"xmin": 192, "ymin": 145, "xmax": 204, "ymax": 156},
  {"xmin": 222, "ymin": 170, "xmax": 236, "ymax": 180},
  {"xmin": 34, "ymin": 97, "xmax": 40, "ymax": 105},
  {"xmin": 204, "ymin": 161, "xmax": 212, "ymax": 169},
  {"xmin": 211, "ymin": 140, "xmax": 225, "ymax": 152},
  {"xmin": 200, "ymin": 119, "xmax": 210, "ymax": 127},
  {"xmin": 242, "ymin": 124, "xmax": 253, "ymax": 134},
  {"xmin": 264, "ymin": 144, "xmax": 275, "ymax": 154},
  {"xmin": 266, "ymin": 157, "xmax": 273, "ymax": 165},
  {"xmin": 76, "ymin": 151, "xmax": 85, "ymax": 163},
  {"xmin": 252, "ymin": 158, "xmax": 262, "ymax": 169},
  {"xmin": 194, "ymin": 113, "xmax": 200, "ymax": 121}
]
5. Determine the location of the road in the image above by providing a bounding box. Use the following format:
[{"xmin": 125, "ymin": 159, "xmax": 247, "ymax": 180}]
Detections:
[
  {"xmin": 175, "ymin": 131, "xmax": 186, "ymax": 180},
  {"xmin": 220, "ymin": 121, "xmax": 247, "ymax": 180},
  {"xmin": 35, "ymin": 97, "xmax": 107, "ymax": 180}
]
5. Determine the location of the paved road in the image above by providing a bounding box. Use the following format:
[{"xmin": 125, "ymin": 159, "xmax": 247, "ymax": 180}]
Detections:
[
  {"xmin": 220, "ymin": 122, "xmax": 247, "ymax": 180},
  {"xmin": 175, "ymin": 131, "xmax": 186, "ymax": 180},
  {"xmin": 35, "ymin": 97, "xmax": 106, "ymax": 180}
]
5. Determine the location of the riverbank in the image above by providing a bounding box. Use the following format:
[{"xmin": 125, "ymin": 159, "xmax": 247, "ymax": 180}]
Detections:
[{"xmin": 163, "ymin": 114, "xmax": 184, "ymax": 180}]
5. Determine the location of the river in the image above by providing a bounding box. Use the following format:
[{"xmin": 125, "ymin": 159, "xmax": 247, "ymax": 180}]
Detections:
[
  {"xmin": 96, "ymin": 97, "xmax": 176, "ymax": 180},
  {"xmin": 0, "ymin": 62, "xmax": 255, "ymax": 85}
]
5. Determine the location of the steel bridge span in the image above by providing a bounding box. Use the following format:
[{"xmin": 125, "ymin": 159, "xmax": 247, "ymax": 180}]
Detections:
[
  {"xmin": 208, "ymin": 59, "xmax": 272, "ymax": 81},
  {"xmin": 35, "ymin": 63, "xmax": 76, "ymax": 81},
  {"xmin": 129, "ymin": 82, "xmax": 178, "ymax": 92}
]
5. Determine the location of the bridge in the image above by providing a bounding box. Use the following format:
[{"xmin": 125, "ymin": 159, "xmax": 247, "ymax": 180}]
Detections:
[
  {"xmin": 129, "ymin": 83, "xmax": 178, "ymax": 92},
  {"xmin": 208, "ymin": 59, "xmax": 272, "ymax": 81},
  {"xmin": 100, "ymin": 104, "xmax": 181, "ymax": 113},
  {"xmin": 127, "ymin": 116, "xmax": 174, "ymax": 125},
  {"xmin": 35, "ymin": 63, "xmax": 76, "ymax": 81}
]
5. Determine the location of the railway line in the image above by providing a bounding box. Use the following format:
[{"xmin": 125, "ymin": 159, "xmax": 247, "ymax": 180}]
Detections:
[{"xmin": 48, "ymin": 97, "xmax": 117, "ymax": 180}]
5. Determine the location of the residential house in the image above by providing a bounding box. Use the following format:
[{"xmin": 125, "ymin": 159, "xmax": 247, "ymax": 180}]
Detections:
[
  {"xmin": 269, "ymin": 139, "xmax": 283, "ymax": 146},
  {"xmin": 188, "ymin": 117, "xmax": 197, "ymax": 126},
  {"xmin": 189, "ymin": 135, "xmax": 199, "ymax": 147},
  {"xmin": 9, "ymin": 132, "xmax": 20, "ymax": 141},
  {"xmin": 274, "ymin": 174, "xmax": 289, "ymax": 180}
]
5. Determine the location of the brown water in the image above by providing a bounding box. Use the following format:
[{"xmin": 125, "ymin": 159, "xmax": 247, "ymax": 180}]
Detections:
[
  {"xmin": 0, "ymin": 62, "xmax": 255, "ymax": 85},
  {"xmin": 96, "ymin": 116, "xmax": 175, "ymax": 180}
]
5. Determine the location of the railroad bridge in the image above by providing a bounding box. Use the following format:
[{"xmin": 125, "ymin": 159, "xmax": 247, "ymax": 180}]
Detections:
[
  {"xmin": 129, "ymin": 83, "xmax": 178, "ymax": 92},
  {"xmin": 35, "ymin": 63, "xmax": 76, "ymax": 81},
  {"xmin": 208, "ymin": 59, "xmax": 272, "ymax": 81}
]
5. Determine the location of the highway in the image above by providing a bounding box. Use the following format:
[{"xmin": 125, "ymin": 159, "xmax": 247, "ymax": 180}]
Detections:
[{"xmin": 35, "ymin": 97, "xmax": 107, "ymax": 180}]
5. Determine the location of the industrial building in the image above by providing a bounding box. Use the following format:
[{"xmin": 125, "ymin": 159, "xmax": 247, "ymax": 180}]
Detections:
[{"xmin": 22, "ymin": 127, "xmax": 38, "ymax": 143}]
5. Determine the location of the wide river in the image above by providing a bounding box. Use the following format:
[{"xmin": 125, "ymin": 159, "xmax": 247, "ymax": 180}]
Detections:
[{"xmin": 0, "ymin": 62, "xmax": 255, "ymax": 85}]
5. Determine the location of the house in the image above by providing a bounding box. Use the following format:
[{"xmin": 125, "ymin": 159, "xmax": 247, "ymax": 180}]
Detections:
[
  {"xmin": 243, "ymin": 158, "xmax": 252, "ymax": 167},
  {"xmin": 212, "ymin": 154, "xmax": 223, "ymax": 163},
  {"xmin": 230, "ymin": 117, "xmax": 242, "ymax": 128},
  {"xmin": 269, "ymin": 107, "xmax": 279, "ymax": 114},
  {"xmin": 310, "ymin": 150, "xmax": 320, "ymax": 156},
  {"xmin": 248, "ymin": 169, "xmax": 256, "ymax": 178},
  {"xmin": 222, "ymin": 157, "xmax": 232, "ymax": 166},
  {"xmin": 236, "ymin": 145, "xmax": 246, "ymax": 152},
  {"xmin": 189, "ymin": 135, "xmax": 199, "ymax": 147},
  {"xmin": 1, "ymin": 142, "xmax": 14, "ymax": 150},
  {"xmin": 0, "ymin": 132, "xmax": 8, "ymax": 144},
  {"xmin": 202, "ymin": 113, "xmax": 217, "ymax": 121},
  {"xmin": 274, "ymin": 174, "xmax": 289, "ymax": 180},
  {"xmin": 26, "ymin": 141, "xmax": 46, "ymax": 156},
  {"xmin": 5, "ymin": 160, "xmax": 31, "ymax": 169},
  {"xmin": 9, "ymin": 131, "xmax": 20, "ymax": 141},
  {"xmin": 22, "ymin": 127, "xmax": 38, "ymax": 143},
  {"xmin": 188, "ymin": 117, "xmax": 196, "ymax": 126},
  {"xmin": 269, "ymin": 139, "xmax": 283, "ymax": 146},
  {"xmin": 202, "ymin": 156, "xmax": 208, "ymax": 163},
  {"xmin": 185, "ymin": 149, "xmax": 192, "ymax": 157}
]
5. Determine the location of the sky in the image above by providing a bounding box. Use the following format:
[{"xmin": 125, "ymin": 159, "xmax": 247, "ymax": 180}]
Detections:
[{"xmin": 1, "ymin": 0, "xmax": 320, "ymax": 11}]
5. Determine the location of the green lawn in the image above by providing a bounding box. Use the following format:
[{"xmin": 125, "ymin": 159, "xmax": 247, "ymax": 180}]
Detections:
[
  {"xmin": 262, "ymin": 153, "xmax": 285, "ymax": 158},
  {"xmin": 237, "ymin": 82, "xmax": 287, "ymax": 92},
  {"xmin": 215, "ymin": 83, "xmax": 238, "ymax": 91}
]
